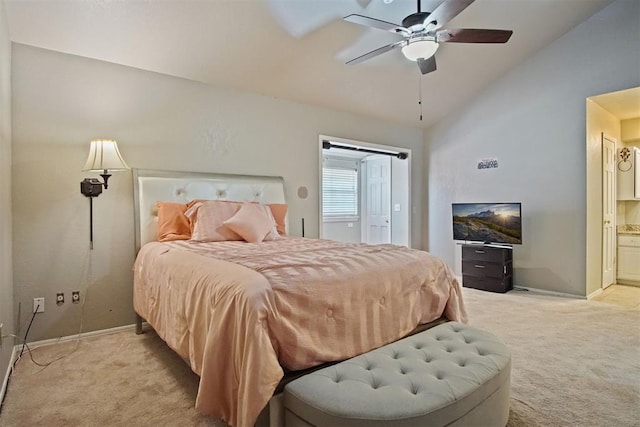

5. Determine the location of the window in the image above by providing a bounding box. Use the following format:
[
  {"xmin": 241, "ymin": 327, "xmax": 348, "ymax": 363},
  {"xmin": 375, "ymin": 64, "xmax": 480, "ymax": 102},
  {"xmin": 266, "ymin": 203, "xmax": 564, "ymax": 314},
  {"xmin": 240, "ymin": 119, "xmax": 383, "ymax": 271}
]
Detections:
[{"xmin": 322, "ymin": 159, "xmax": 359, "ymax": 219}]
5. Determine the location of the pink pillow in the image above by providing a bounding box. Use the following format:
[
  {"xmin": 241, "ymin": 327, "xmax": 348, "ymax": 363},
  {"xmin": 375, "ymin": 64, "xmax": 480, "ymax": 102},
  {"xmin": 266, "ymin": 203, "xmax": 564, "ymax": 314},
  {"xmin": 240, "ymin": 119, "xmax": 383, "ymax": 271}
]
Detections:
[
  {"xmin": 185, "ymin": 200, "xmax": 243, "ymax": 242},
  {"xmin": 268, "ymin": 203, "xmax": 287, "ymax": 236},
  {"xmin": 223, "ymin": 202, "xmax": 279, "ymax": 243}
]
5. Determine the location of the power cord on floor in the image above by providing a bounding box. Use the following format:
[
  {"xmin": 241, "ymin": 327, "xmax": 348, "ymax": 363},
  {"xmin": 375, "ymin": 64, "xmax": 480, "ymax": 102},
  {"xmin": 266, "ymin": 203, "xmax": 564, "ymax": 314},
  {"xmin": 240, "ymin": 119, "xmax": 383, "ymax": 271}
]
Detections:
[
  {"xmin": 10, "ymin": 335, "xmax": 66, "ymax": 369},
  {"xmin": 9, "ymin": 303, "xmax": 66, "ymax": 369},
  {"xmin": 18, "ymin": 303, "xmax": 40, "ymax": 359},
  {"xmin": 12, "ymin": 248, "xmax": 92, "ymax": 370}
]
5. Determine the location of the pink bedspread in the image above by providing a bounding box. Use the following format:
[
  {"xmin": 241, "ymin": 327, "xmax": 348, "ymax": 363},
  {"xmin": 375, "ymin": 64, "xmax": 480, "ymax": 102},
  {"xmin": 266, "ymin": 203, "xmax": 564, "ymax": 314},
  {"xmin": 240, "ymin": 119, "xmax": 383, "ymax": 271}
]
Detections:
[{"xmin": 133, "ymin": 237, "xmax": 466, "ymax": 427}]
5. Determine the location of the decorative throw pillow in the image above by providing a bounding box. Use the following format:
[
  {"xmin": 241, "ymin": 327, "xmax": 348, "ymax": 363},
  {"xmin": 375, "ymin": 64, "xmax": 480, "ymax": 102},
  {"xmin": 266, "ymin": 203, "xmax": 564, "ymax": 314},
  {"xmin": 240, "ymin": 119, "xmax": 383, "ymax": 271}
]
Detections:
[
  {"xmin": 186, "ymin": 200, "xmax": 243, "ymax": 242},
  {"xmin": 156, "ymin": 202, "xmax": 191, "ymax": 242},
  {"xmin": 223, "ymin": 202, "xmax": 279, "ymax": 243},
  {"xmin": 268, "ymin": 204, "xmax": 288, "ymax": 236},
  {"xmin": 185, "ymin": 199, "xmax": 287, "ymax": 236}
]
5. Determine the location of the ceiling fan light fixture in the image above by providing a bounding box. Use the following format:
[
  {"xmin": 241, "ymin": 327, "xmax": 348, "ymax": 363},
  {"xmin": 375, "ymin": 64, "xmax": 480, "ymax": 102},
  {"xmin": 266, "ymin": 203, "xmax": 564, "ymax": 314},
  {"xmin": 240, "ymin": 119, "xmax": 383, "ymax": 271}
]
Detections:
[{"xmin": 401, "ymin": 38, "xmax": 439, "ymax": 61}]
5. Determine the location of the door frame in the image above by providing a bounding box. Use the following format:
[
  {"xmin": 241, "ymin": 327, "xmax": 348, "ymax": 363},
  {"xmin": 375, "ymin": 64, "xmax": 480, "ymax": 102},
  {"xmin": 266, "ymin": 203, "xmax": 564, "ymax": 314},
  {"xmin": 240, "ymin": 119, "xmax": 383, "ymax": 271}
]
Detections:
[
  {"xmin": 318, "ymin": 135, "xmax": 411, "ymax": 245},
  {"xmin": 601, "ymin": 133, "xmax": 616, "ymax": 289}
]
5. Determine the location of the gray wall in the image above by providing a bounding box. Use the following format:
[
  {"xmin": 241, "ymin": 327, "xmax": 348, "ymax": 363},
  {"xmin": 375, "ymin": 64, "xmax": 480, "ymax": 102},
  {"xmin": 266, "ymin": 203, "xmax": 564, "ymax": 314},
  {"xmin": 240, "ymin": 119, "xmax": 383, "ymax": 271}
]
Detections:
[
  {"xmin": 423, "ymin": 0, "xmax": 640, "ymax": 296},
  {"xmin": 0, "ymin": 0, "xmax": 14, "ymax": 389},
  {"xmin": 11, "ymin": 44, "xmax": 424, "ymax": 341}
]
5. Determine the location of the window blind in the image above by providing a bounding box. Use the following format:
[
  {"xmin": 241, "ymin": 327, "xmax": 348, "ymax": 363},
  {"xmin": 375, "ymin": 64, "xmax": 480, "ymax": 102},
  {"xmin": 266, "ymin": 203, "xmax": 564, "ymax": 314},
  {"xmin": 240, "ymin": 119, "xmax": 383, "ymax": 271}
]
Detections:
[{"xmin": 322, "ymin": 165, "xmax": 358, "ymax": 218}]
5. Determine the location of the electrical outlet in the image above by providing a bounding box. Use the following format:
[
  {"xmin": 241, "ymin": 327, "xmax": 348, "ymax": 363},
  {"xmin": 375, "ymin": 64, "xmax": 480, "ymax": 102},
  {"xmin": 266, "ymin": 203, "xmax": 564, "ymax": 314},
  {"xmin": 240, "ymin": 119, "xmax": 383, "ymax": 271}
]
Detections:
[
  {"xmin": 33, "ymin": 297, "xmax": 45, "ymax": 313},
  {"xmin": 72, "ymin": 291, "xmax": 80, "ymax": 303},
  {"xmin": 56, "ymin": 292, "xmax": 64, "ymax": 305}
]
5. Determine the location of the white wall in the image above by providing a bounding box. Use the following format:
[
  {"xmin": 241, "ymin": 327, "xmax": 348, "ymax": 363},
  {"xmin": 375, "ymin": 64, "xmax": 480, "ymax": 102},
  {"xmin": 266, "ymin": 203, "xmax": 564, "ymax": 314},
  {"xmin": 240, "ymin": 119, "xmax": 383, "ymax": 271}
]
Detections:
[
  {"xmin": 322, "ymin": 221, "xmax": 361, "ymax": 243},
  {"xmin": 0, "ymin": 0, "xmax": 14, "ymax": 388},
  {"xmin": 619, "ymin": 119, "xmax": 640, "ymax": 224},
  {"xmin": 11, "ymin": 44, "xmax": 424, "ymax": 341},
  {"xmin": 624, "ymin": 202, "xmax": 640, "ymax": 224},
  {"xmin": 618, "ymin": 201, "xmax": 640, "ymax": 225},
  {"xmin": 424, "ymin": 0, "xmax": 640, "ymax": 296},
  {"xmin": 621, "ymin": 118, "xmax": 640, "ymax": 142}
]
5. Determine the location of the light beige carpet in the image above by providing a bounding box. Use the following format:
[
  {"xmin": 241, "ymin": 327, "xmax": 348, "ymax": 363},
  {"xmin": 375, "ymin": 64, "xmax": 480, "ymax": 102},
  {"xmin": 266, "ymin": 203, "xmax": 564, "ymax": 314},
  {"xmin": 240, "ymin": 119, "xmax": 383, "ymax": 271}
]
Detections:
[{"xmin": 1, "ymin": 287, "xmax": 639, "ymax": 427}]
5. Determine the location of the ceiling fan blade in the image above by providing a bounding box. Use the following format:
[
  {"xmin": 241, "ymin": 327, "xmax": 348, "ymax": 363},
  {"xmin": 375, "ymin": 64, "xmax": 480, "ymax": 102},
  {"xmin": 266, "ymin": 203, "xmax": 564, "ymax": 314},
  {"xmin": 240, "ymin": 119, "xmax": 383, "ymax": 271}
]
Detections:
[
  {"xmin": 417, "ymin": 56, "xmax": 437, "ymax": 75},
  {"xmin": 344, "ymin": 14, "xmax": 405, "ymax": 33},
  {"xmin": 346, "ymin": 41, "xmax": 404, "ymax": 65},
  {"xmin": 437, "ymin": 28, "xmax": 513, "ymax": 43},
  {"xmin": 424, "ymin": 0, "xmax": 475, "ymax": 31}
]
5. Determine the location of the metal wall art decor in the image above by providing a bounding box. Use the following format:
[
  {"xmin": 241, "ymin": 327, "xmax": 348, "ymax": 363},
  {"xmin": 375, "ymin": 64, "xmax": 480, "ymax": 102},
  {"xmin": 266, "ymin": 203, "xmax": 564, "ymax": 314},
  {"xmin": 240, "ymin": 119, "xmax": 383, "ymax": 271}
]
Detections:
[
  {"xmin": 618, "ymin": 147, "xmax": 632, "ymax": 172},
  {"xmin": 477, "ymin": 158, "xmax": 499, "ymax": 170}
]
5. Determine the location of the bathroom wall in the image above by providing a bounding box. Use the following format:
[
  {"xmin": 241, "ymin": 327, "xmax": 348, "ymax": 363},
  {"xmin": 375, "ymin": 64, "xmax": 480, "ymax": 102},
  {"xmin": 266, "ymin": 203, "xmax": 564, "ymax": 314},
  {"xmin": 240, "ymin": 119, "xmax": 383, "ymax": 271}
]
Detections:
[{"xmin": 618, "ymin": 117, "xmax": 640, "ymax": 225}]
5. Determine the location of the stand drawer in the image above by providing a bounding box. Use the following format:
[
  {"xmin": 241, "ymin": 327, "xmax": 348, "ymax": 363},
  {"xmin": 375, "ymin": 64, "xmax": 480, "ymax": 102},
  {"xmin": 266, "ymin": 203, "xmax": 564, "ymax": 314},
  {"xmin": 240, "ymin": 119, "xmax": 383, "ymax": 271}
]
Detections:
[
  {"xmin": 462, "ymin": 261, "xmax": 507, "ymax": 278},
  {"xmin": 462, "ymin": 246, "xmax": 510, "ymax": 263},
  {"xmin": 462, "ymin": 275, "xmax": 512, "ymax": 293}
]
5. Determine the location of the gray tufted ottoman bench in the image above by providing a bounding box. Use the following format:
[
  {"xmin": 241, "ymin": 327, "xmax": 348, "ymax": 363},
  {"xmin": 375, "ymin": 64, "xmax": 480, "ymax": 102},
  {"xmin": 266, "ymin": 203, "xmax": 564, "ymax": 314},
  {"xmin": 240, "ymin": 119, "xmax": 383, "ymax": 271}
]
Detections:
[{"xmin": 283, "ymin": 322, "xmax": 511, "ymax": 427}]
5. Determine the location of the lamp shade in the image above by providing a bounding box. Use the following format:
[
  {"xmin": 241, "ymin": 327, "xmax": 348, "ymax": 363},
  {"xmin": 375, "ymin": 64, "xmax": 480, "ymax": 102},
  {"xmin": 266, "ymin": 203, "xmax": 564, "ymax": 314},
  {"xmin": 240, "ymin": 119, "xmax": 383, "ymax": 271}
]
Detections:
[
  {"xmin": 401, "ymin": 38, "xmax": 439, "ymax": 61},
  {"xmin": 82, "ymin": 139, "xmax": 129, "ymax": 172}
]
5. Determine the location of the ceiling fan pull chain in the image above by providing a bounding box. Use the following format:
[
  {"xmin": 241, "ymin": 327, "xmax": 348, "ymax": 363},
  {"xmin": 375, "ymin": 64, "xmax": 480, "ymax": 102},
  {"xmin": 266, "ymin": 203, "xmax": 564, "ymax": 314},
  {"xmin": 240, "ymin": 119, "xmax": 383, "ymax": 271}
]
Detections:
[{"xmin": 419, "ymin": 76, "xmax": 423, "ymax": 121}]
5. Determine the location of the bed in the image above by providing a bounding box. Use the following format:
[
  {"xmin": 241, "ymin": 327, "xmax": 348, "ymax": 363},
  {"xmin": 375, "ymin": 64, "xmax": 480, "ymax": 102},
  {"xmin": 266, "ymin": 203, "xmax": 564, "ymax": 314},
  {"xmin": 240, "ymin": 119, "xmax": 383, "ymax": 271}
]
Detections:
[{"xmin": 131, "ymin": 169, "xmax": 467, "ymax": 427}]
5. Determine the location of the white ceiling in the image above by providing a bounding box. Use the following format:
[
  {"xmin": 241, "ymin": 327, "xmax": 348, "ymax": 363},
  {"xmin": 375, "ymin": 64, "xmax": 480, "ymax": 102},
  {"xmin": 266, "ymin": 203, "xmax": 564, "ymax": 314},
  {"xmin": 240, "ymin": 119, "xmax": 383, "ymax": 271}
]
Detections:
[{"xmin": 5, "ymin": 0, "xmax": 616, "ymax": 128}]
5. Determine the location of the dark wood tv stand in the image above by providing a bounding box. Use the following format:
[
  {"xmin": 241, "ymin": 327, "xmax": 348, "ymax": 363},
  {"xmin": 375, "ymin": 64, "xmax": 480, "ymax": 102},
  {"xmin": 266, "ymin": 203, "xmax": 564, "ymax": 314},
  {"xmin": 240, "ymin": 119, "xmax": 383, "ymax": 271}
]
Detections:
[{"xmin": 461, "ymin": 244, "xmax": 513, "ymax": 293}]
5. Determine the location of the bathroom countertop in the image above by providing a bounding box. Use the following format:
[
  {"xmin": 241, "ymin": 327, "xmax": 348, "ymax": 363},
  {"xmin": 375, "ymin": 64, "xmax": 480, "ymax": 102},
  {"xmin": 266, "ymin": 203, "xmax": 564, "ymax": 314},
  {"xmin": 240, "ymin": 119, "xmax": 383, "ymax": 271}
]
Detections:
[{"xmin": 618, "ymin": 224, "xmax": 640, "ymax": 235}]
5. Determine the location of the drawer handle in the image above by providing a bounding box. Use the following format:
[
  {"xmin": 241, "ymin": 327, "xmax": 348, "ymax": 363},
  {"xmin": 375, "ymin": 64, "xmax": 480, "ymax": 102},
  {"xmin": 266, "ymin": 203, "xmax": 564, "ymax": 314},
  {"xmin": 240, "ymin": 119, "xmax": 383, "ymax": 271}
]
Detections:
[
  {"xmin": 474, "ymin": 250, "xmax": 485, "ymax": 254},
  {"xmin": 474, "ymin": 265, "xmax": 485, "ymax": 269}
]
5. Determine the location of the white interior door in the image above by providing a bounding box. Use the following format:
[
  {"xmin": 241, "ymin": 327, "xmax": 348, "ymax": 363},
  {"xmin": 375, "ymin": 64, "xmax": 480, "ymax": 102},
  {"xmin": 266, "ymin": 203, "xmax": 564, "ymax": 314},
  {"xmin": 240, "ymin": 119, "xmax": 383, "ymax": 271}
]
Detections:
[
  {"xmin": 364, "ymin": 155, "xmax": 391, "ymax": 244},
  {"xmin": 602, "ymin": 134, "xmax": 616, "ymax": 289},
  {"xmin": 635, "ymin": 148, "xmax": 640, "ymax": 198}
]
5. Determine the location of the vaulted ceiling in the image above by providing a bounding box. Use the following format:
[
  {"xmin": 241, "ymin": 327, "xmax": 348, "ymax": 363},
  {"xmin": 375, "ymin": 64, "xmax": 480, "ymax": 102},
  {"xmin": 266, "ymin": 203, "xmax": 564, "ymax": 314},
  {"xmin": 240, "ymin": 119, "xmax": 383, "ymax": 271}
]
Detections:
[{"xmin": 5, "ymin": 0, "xmax": 615, "ymax": 128}]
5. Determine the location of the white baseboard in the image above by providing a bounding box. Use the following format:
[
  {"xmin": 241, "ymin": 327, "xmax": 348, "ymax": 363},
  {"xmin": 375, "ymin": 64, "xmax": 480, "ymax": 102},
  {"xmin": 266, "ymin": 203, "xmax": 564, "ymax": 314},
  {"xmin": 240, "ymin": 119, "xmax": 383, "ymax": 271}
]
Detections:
[
  {"xmin": 514, "ymin": 286, "xmax": 585, "ymax": 299},
  {"xmin": 25, "ymin": 323, "xmax": 140, "ymax": 350},
  {"xmin": 458, "ymin": 274, "xmax": 585, "ymax": 299},
  {"xmin": 616, "ymin": 279, "xmax": 640, "ymax": 287},
  {"xmin": 1, "ymin": 323, "xmax": 145, "ymax": 411},
  {"xmin": 0, "ymin": 345, "xmax": 18, "ymax": 411},
  {"xmin": 587, "ymin": 287, "xmax": 604, "ymax": 299}
]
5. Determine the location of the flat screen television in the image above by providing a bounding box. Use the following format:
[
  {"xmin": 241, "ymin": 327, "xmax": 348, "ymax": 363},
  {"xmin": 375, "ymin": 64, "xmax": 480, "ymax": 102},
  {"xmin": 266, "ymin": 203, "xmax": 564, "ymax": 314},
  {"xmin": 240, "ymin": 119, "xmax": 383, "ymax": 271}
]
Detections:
[{"xmin": 452, "ymin": 202, "xmax": 522, "ymax": 245}]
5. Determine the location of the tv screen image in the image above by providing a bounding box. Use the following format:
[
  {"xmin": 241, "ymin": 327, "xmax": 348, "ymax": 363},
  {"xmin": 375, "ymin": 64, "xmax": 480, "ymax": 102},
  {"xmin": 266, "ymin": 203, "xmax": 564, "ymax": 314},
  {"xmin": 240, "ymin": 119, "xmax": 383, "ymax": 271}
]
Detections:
[{"xmin": 452, "ymin": 202, "xmax": 522, "ymax": 245}]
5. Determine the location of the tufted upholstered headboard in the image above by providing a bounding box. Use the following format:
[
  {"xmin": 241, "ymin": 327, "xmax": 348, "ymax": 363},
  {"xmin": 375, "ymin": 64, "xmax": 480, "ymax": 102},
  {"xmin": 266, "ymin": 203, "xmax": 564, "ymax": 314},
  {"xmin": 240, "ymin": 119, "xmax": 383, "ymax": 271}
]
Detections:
[{"xmin": 132, "ymin": 169, "xmax": 287, "ymax": 251}]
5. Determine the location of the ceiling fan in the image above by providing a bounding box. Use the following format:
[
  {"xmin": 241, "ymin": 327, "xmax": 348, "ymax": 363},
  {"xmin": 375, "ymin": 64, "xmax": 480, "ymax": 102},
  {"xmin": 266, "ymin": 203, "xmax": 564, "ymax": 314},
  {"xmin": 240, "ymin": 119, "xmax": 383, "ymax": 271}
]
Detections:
[{"xmin": 344, "ymin": 0, "xmax": 513, "ymax": 75}]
